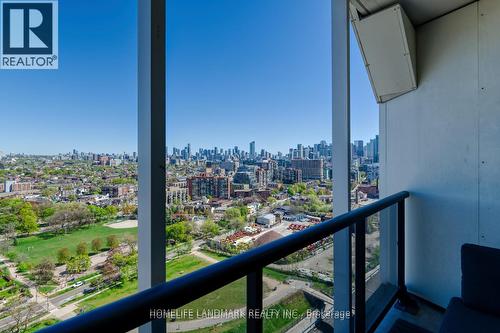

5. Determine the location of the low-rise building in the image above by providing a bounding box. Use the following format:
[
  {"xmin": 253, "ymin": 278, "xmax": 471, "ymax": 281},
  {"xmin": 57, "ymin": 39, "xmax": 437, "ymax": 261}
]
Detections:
[
  {"xmin": 103, "ymin": 185, "xmax": 135, "ymax": 198},
  {"xmin": 166, "ymin": 187, "xmax": 188, "ymax": 205},
  {"xmin": 4, "ymin": 180, "xmax": 32, "ymax": 193},
  {"xmin": 256, "ymin": 213, "xmax": 277, "ymax": 228}
]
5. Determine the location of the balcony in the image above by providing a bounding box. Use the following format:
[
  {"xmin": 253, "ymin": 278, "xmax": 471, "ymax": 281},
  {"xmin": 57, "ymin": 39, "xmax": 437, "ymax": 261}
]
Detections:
[{"xmin": 39, "ymin": 191, "xmax": 411, "ymax": 333}]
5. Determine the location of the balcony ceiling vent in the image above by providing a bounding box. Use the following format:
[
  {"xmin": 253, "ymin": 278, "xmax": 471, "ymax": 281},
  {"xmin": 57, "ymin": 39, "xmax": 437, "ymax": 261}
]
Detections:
[{"xmin": 351, "ymin": 4, "xmax": 417, "ymax": 103}]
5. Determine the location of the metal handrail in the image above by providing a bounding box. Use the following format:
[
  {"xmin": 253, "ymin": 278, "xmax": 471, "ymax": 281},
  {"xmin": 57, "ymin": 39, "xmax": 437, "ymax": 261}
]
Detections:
[{"xmin": 39, "ymin": 191, "xmax": 410, "ymax": 333}]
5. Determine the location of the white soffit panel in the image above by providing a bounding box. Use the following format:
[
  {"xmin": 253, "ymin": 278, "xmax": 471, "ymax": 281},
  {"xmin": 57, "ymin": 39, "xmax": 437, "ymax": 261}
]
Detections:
[
  {"xmin": 352, "ymin": 4, "xmax": 417, "ymax": 103},
  {"xmin": 351, "ymin": 0, "xmax": 474, "ymax": 25}
]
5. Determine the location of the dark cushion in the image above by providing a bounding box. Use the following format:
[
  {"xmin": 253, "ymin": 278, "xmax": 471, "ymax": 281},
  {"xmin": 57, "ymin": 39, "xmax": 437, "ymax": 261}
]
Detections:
[
  {"xmin": 439, "ymin": 297, "xmax": 500, "ymax": 333},
  {"xmin": 461, "ymin": 243, "xmax": 500, "ymax": 316}
]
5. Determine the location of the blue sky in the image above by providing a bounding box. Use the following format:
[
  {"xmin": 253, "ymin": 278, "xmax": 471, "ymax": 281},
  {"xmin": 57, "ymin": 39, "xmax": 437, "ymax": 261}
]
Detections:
[{"xmin": 0, "ymin": 0, "xmax": 378, "ymax": 155}]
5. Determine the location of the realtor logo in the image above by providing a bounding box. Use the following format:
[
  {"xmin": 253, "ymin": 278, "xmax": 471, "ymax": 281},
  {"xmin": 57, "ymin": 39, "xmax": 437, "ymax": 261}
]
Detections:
[{"xmin": 1, "ymin": 0, "xmax": 58, "ymax": 69}]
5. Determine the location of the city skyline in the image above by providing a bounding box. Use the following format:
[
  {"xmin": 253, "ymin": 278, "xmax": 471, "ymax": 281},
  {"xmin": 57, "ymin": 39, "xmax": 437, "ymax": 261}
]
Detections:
[
  {"xmin": 0, "ymin": 135, "xmax": 378, "ymax": 157},
  {"xmin": 0, "ymin": 0, "xmax": 378, "ymax": 155}
]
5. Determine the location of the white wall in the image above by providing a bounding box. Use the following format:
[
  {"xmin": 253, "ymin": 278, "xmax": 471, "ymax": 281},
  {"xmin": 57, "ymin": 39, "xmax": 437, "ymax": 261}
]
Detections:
[{"xmin": 380, "ymin": 0, "xmax": 500, "ymax": 307}]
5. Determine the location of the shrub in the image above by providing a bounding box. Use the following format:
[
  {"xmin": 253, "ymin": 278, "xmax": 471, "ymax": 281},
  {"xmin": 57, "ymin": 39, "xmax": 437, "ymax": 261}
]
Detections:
[
  {"xmin": 6, "ymin": 252, "xmax": 17, "ymax": 261},
  {"xmin": 91, "ymin": 238, "xmax": 103, "ymax": 253},
  {"xmin": 106, "ymin": 235, "xmax": 119, "ymax": 249},
  {"xmin": 57, "ymin": 248, "xmax": 71, "ymax": 264},
  {"xmin": 17, "ymin": 262, "xmax": 31, "ymax": 273},
  {"xmin": 76, "ymin": 242, "xmax": 88, "ymax": 256}
]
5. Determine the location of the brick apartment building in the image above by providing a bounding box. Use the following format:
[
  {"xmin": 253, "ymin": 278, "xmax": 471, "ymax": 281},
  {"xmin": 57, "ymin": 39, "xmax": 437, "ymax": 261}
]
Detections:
[{"xmin": 187, "ymin": 174, "xmax": 230, "ymax": 200}]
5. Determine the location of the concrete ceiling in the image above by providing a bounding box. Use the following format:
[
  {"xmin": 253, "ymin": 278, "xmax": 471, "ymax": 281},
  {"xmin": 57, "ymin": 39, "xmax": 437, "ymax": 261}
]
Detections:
[{"xmin": 350, "ymin": 0, "xmax": 475, "ymax": 25}]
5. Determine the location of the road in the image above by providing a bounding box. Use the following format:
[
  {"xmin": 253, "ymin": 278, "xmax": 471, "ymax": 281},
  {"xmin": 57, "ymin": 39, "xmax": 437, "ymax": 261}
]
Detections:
[
  {"xmin": 0, "ymin": 302, "xmax": 48, "ymax": 331},
  {"xmin": 49, "ymin": 283, "xmax": 90, "ymax": 307}
]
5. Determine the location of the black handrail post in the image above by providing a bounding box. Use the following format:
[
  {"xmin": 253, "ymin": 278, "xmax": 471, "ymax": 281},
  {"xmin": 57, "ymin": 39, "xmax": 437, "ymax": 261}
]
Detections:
[
  {"xmin": 395, "ymin": 199, "xmax": 419, "ymax": 314},
  {"xmin": 397, "ymin": 200, "xmax": 405, "ymax": 294},
  {"xmin": 355, "ymin": 218, "xmax": 366, "ymax": 333},
  {"xmin": 247, "ymin": 268, "xmax": 263, "ymax": 333}
]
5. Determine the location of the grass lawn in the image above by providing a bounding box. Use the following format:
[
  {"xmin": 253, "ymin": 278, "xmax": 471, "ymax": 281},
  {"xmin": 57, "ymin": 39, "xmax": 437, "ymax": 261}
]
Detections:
[
  {"xmin": 25, "ymin": 318, "xmax": 60, "ymax": 333},
  {"xmin": 175, "ymin": 277, "xmax": 247, "ymax": 318},
  {"xmin": 78, "ymin": 278, "xmax": 139, "ymax": 312},
  {"xmin": 263, "ymin": 268, "xmax": 291, "ymax": 283},
  {"xmin": 0, "ymin": 276, "xmax": 9, "ymax": 289},
  {"xmin": 38, "ymin": 283, "xmax": 58, "ymax": 294},
  {"xmin": 78, "ymin": 254, "xmax": 270, "ymax": 316},
  {"xmin": 6, "ymin": 224, "xmax": 137, "ymax": 265},
  {"xmin": 199, "ymin": 250, "xmax": 230, "ymax": 262},
  {"xmin": 264, "ymin": 268, "xmax": 332, "ymax": 296},
  {"xmin": 200, "ymin": 251, "xmax": 294, "ymax": 283},
  {"xmin": 188, "ymin": 291, "xmax": 312, "ymax": 333},
  {"xmin": 78, "ymin": 255, "xmax": 210, "ymax": 312},
  {"xmin": 166, "ymin": 255, "xmax": 210, "ymax": 281}
]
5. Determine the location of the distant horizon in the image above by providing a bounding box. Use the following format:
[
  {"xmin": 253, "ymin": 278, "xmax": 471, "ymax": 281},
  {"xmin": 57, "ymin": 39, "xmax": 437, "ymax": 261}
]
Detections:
[{"xmin": 1, "ymin": 135, "xmax": 380, "ymax": 156}]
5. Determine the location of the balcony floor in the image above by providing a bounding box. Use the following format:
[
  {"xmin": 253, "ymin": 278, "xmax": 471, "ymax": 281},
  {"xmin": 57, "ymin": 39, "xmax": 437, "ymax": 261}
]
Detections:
[{"xmin": 374, "ymin": 297, "xmax": 444, "ymax": 333}]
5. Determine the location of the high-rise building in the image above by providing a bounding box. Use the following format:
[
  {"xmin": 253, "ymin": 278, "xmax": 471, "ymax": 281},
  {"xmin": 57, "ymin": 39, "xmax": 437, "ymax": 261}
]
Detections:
[
  {"xmin": 297, "ymin": 144, "xmax": 303, "ymax": 159},
  {"xmin": 373, "ymin": 135, "xmax": 379, "ymax": 163},
  {"xmin": 291, "ymin": 159, "xmax": 324, "ymax": 180},
  {"xmin": 366, "ymin": 140, "xmax": 374, "ymax": 160},
  {"xmin": 255, "ymin": 168, "xmax": 268, "ymax": 188},
  {"xmin": 250, "ymin": 141, "xmax": 256, "ymax": 158},
  {"xmin": 187, "ymin": 174, "xmax": 230, "ymax": 199},
  {"xmin": 354, "ymin": 140, "xmax": 364, "ymax": 158}
]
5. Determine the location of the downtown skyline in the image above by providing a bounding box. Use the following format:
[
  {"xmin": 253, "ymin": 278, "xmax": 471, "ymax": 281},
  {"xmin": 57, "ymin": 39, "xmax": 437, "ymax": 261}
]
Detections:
[{"xmin": 1, "ymin": 135, "xmax": 379, "ymax": 160}]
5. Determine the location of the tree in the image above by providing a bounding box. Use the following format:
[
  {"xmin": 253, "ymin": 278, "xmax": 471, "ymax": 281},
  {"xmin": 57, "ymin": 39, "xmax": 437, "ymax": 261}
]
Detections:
[
  {"xmin": 35, "ymin": 203, "xmax": 55, "ymax": 220},
  {"xmin": 224, "ymin": 207, "xmax": 242, "ymax": 221},
  {"xmin": 41, "ymin": 186, "xmax": 58, "ymax": 198},
  {"xmin": 76, "ymin": 241, "xmax": 88, "ymax": 256},
  {"xmin": 57, "ymin": 248, "xmax": 71, "ymax": 264},
  {"xmin": 200, "ymin": 220, "xmax": 219, "ymax": 239},
  {"xmin": 267, "ymin": 197, "xmax": 277, "ymax": 205},
  {"xmin": 229, "ymin": 218, "xmax": 245, "ymax": 231},
  {"xmin": 33, "ymin": 259, "xmax": 55, "ymax": 285},
  {"xmin": 106, "ymin": 235, "xmax": 119, "ymax": 249},
  {"xmin": 166, "ymin": 222, "xmax": 191, "ymax": 244},
  {"xmin": 123, "ymin": 235, "xmax": 137, "ymax": 254},
  {"xmin": 100, "ymin": 261, "xmax": 120, "ymax": 283},
  {"xmin": 87, "ymin": 205, "xmax": 107, "ymax": 222},
  {"xmin": 91, "ymin": 238, "xmax": 103, "ymax": 253},
  {"xmin": 121, "ymin": 203, "xmax": 137, "ymax": 216},
  {"xmin": 17, "ymin": 203, "xmax": 38, "ymax": 234},
  {"xmin": 105, "ymin": 206, "xmax": 118, "ymax": 219},
  {"xmin": 66, "ymin": 255, "xmax": 91, "ymax": 274},
  {"xmin": 48, "ymin": 203, "xmax": 93, "ymax": 233},
  {"xmin": 238, "ymin": 206, "xmax": 249, "ymax": 218},
  {"xmin": 4, "ymin": 293, "xmax": 37, "ymax": 333},
  {"xmin": 1, "ymin": 220, "xmax": 17, "ymax": 246}
]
